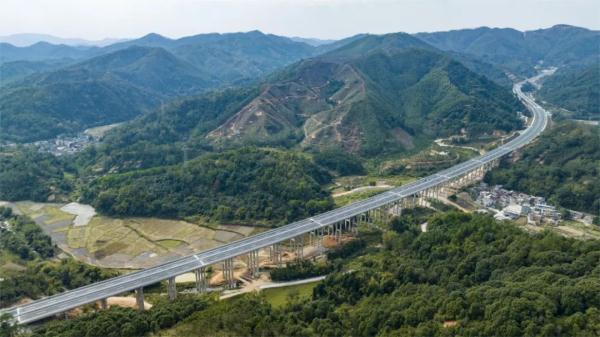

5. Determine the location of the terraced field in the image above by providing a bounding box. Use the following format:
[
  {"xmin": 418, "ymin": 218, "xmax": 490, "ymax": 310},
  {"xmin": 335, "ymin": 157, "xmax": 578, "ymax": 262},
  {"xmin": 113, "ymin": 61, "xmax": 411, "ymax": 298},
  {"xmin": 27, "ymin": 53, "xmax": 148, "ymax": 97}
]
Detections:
[{"xmin": 9, "ymin": 201, "xmax": 258, "ymax": 269}]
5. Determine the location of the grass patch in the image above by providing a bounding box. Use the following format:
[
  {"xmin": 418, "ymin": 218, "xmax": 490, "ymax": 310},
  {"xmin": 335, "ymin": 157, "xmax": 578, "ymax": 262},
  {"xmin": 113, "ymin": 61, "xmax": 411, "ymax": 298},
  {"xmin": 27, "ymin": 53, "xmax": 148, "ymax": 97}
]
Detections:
[
  {"xmin": 157, "ymin": 239, "xmax": 185, "ymax": 249},
  {"xmin": 44, "ymin": 206, "xmax": 75, "ymax": 223},
  {"xmin": 93, "ymin": 242, "xmax": 128, "ymax": 259},
  {"xmin": 66, "ymin": 226, "xmax": 89, "ymax": 249},
  {"xmin": 261, "ymin": 281, "xmax": 320, "ymax": 308},
  {"xmin": 334, "ymin": 188, "xmax": 389, "ymax": 207}
]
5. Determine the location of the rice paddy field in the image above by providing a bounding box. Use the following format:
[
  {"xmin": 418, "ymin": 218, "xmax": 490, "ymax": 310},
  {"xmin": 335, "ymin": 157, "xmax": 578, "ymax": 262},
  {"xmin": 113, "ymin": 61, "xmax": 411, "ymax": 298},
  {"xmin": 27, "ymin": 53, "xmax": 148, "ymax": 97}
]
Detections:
[{"xmin": 9, "ymin": 201, "xmax": 258, "ymax": 269}]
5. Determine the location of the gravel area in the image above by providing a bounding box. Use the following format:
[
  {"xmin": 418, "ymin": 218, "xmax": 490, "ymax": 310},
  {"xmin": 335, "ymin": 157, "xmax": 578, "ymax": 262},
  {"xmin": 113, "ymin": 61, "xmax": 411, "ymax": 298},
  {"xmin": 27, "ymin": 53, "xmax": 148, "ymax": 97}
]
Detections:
[{"xmin": 60, "ymin": 202, "xmax": 96, "ymax": 226}]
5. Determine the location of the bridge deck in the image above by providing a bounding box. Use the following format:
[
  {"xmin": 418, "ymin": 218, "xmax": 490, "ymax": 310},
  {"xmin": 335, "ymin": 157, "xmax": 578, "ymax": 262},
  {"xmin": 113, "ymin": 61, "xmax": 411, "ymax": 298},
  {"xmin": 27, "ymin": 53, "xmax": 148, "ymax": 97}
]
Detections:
[{"xmin": 3, "ymin": 81, "xmax": 547, "ymax": 324}]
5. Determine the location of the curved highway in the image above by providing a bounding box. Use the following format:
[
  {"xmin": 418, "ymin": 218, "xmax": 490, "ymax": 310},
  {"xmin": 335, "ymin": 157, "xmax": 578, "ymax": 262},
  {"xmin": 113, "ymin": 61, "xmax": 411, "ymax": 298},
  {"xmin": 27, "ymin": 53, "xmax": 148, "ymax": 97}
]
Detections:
[{"xmin": 3, "ymin": 78, "xmax": 548, "ymax": 324}]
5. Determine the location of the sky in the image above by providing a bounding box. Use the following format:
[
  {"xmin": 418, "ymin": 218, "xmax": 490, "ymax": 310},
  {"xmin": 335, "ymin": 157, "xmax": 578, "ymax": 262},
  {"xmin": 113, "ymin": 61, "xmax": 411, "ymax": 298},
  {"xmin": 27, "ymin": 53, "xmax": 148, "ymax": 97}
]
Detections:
[{"xmin": 1, "ymin": 0, "xmax": 598, "ymax": 40}]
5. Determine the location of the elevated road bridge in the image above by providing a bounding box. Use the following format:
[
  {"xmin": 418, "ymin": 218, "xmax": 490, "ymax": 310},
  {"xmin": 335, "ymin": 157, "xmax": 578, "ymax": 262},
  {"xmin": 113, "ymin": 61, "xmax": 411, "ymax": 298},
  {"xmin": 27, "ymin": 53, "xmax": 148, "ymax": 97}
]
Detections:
[{"xmin": 3, "ymin": 79, "xmax": 548, "ymax": 324}]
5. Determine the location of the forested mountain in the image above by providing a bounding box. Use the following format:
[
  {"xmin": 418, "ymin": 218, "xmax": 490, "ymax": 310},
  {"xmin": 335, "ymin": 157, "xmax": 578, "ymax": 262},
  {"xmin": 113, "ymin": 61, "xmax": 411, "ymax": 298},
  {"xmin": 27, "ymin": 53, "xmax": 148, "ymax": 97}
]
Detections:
[
  {"xmin": 0, "ymin": 46, "xmax": 213, "ymax": 142},
  {"xmin": 79, "ymin": 32, "xmax": 523, "ymax": 171},
  {"xmin": 538, "ymin": 65, "xmax": 599, "ymax": 118},
  {"xmin": 104, "ymin": 31, "xmax": 319, "ymax": 84},
  {"xmin": 0, "ymin": 31, "xmax": 318, "ymax": 71},
  {"xmin": 0, "ymin": 59, "xmax": 73, "ymax": 85},
  {"xmin": 0, "ymin": 41, "xmax": 96, "ymax": 63},
  {"xmin": 416, "ymin": 25, "xmax": 600, "ymax": 76},
  {"xmin": 485, "ymin": 121, "xmax": 599, "ymax": 215},
  {"xmin": 75, "ymin": 87, "xmax": 259, "ymax": 172},
  {"xmin": 0, "ymin": 31, "xmax": 326, "ymax": 143},
  {"xmin": 81, "ymin": 147, "xmax": 333, "ymax": 223},
  {"xmin": 208, "ymin": 33, "xmax": 524, "ymax": 155}
]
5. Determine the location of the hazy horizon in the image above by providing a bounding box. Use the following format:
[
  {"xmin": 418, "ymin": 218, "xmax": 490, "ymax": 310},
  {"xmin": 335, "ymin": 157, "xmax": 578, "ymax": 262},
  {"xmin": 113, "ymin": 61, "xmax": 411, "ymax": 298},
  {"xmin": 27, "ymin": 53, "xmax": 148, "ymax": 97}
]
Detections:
[
  {"xmin": 1, "ymin": 0, "xmax": 598, "ymax": 41},
  {"xmin": 1, "ymin": 23, "xmax": 597, "ymax": 46}
]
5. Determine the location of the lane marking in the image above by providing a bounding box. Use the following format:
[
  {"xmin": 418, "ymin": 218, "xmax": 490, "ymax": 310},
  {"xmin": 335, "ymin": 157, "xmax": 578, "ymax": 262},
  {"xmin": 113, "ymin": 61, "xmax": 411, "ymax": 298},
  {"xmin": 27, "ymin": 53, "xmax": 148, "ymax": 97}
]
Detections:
[
  {"xmin": 12, "ymin": 86, "xmax": 550, "ymax": 322},
  {"xmin": 309, "ymin": 218, "xmax": 323, "ymax": 226}
]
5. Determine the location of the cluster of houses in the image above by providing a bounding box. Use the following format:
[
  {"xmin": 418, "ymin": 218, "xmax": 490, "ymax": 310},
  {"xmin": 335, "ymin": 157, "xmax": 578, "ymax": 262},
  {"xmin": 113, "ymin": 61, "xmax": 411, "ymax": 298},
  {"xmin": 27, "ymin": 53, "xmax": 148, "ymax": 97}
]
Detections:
[
  {"xmin": 475, "ymin": 183, "xmax": 562, "ymax": 225},
  {"xmin": 33, "ymin": 133, "xmax": 95, "ymax": 156}
]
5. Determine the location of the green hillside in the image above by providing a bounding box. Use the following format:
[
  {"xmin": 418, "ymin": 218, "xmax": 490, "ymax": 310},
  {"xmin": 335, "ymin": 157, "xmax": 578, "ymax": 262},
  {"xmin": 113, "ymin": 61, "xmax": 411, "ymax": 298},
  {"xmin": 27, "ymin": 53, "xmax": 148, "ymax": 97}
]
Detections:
[
  {"xmin": 485, "ymin": 121, "xmax": 600, "ymax": 215},
  {"xmin": 75, "ymin": 87, "xmax": 258, "ymax": 173},
  {"xmin": 83, "ymin": 33, "xmax": 524, "ymax": 170},
  {"xmin": 0, "ymin": 41, "xmax": 95, "ymax": 63},
  {"xmin": 0, "ymin": 46, "xmax": 212, "ymax": 142},
  {"xmin": 416, "ymin": 25, "xmax": 600, "ymax": 76},
  {"xmin": 0, "ymin": 147, "xmax": 73, "ymax": 202},
  {"xmin": 170, "ymin": 31, "xmax": 317, "ymax": 83},
  {"xmin": 538, "ymin": 65, "xmax": 599, "ymax": 119},
  {"xmin": 209, "ymin": 33, "xmax": 525, "ymax": 155},
  {"xmin": 0, "ymin": 59, "xmax": 72, "ymax": 85},
  {"xmin": 0, "ymin": 32, "xmax": 325, "ymax": 143},
  {"xmin": 100, "ymin": 31, "xmax": 318, "ymax": 84},
  {"xmin": 81, "ymin": 147, "xmax": 333, "ymax": 224}
]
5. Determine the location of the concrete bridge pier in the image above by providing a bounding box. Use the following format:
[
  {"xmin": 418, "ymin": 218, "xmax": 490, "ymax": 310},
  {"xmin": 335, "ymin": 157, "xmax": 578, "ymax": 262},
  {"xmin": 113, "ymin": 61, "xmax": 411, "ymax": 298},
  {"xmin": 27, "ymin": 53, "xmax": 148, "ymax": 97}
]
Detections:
[
  {"xmin": 167, "ymin": 276, "xmax": 177, "ymax": 301},
  {"xmin": 247, "ymin": 250, "xmax": 259, "ymax": 278},
  {"xmin": 292, "ymin": 237, "xmax": 304, "ymax": 260},
  {"xmin": 347, "ymin": 216, "xmax": 358, "ymax": 234},
  {"xmin": 271, "ymin": 243, "xmax": 283, "ymax": 267},
  {"xmin": 223, "ymin": 258, "xmax": 235, "ymax": 289},
  {"xmin": 99, "ymin": 298, "xmax": 107, "ymax": 310},
  {"xmin": 135, "ymin": 288, "xmax": 145, "ymax": 312},
  {"xmin": 335, "ymin": 222, "xmax": 342, "ymax": 243},
  {"xmin": 316, "ymin": 228, "xmax": 323, "ymax": 249},
  {"xmin": 195, "ymin": 267, "xmax": 207, "ymax": 293},
  {"xmin": 382, "ymin": 206, "xmax": 389, "ymax": 222}
]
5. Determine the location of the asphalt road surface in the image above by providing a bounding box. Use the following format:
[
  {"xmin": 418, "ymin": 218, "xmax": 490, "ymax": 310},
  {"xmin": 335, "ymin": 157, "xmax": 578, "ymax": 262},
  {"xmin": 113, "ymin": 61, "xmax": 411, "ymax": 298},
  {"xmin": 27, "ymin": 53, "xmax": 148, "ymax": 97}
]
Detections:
[{"xmin": 3, "ymin": 78, "xmax": 548, "ymax": 324}]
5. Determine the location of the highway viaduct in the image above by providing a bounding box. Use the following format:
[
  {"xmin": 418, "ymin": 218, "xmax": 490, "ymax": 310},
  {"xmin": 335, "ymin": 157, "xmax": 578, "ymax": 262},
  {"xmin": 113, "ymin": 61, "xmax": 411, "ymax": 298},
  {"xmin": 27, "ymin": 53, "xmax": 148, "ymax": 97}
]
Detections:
[{"xmin": 2, "ymin": 79, "xmax": 548, "ymax": 325}]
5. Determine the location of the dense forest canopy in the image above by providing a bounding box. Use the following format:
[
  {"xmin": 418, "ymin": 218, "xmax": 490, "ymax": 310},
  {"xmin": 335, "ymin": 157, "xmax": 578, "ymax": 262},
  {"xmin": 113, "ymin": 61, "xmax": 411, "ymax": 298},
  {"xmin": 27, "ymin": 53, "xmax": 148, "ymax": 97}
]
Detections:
[
  {"xmin": 0, "ymin": 147, "xmax": 72, "ymax": 202},
  {"xmin": 485, "ymin": 121, "xmax": 600, "ymax": 215},
  {"xmin": 81, "ymin": 147, "xmax": 334, "ymax": 224},
  {"xmin": 416, "ymin": 25, "xmax": 600, "ymax": 77},
  {"xmin": 27, "ymin": 212, "xmax": 600, "ymax": 337},
  {"xmin": 538, "ymin": 65, "xmax": 599, "ymax": 119},
  {"xmin": 75, "ymin": 87, "xmax": 259, "ymax": 173}
]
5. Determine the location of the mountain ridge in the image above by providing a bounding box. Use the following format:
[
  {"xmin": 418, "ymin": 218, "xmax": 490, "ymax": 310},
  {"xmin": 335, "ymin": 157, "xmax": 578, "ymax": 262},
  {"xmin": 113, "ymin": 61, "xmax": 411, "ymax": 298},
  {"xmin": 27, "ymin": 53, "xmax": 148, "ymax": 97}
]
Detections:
[
  {"xmin": 205, "ymin": 33, "xmax": 525, "ymax": 155},
  {"xmin": 415, "ymin": 24, "xmax": 600, "ymax": 76}
]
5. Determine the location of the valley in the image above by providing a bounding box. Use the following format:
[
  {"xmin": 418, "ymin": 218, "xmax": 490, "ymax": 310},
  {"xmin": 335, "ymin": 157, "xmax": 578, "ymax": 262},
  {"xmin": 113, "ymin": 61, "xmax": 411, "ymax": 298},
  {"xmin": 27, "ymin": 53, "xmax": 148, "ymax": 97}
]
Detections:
[
  {"xmin": 0, "ymin": 17, "xmax": 598, "ymax": 337},
  {"xmin": 2, "ymin": 201, "xmax": 257, "ymax": 269}
]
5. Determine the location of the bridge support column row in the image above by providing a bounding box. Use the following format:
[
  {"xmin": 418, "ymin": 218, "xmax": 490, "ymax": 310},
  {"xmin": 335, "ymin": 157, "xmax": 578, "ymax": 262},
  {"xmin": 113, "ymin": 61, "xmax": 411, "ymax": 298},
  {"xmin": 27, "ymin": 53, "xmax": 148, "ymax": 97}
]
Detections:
[
  {"xmin": 247, "ymin": 250, "xmax": 260, "ymax": 278},
  {"xmin": 195, "ymin": 267, "xmax": 208, "ymax": 293},
  {"xmin": 334, "ymin": 222, "xmax": 342, "ymax": 242},
  {"xmin": 223, "ymin": 258, "xmax": 235, "ymax": 289},
  {"xmin": 292, "ymin": 237, "xmax": 304, "ymax": 260},
  {"xmin": 313, "ymin": 229, "xmax": 323, "ymax": 250},
  {"xmin": 271, "ymin": 243, "xmax": 283, "ymax": 267}
]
